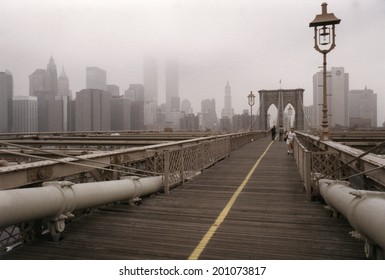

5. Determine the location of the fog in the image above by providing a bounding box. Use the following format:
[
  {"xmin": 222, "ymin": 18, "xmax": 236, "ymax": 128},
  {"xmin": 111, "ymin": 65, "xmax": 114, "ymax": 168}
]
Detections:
[{"xmin": 1, "ymin": 0, "xmax": 385, "ymax": 124}]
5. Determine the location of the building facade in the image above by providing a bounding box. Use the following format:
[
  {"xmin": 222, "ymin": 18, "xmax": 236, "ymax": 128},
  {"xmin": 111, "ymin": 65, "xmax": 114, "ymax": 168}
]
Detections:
[
  {"xmin": 313, "ymin": 67, "xmax": 349, "ymax": 128},
  {"xmin": 106, "ymin": 84, "xmax": 120, "ymax": 97},
  {"xmin": 125, "ymin": 84, "xmax": 145, "ymax": 130},
  {"xmin": 58, "ymin": 68, "xmax": 71, "ymax": 98},
  {"xmin": 349, "ymin": 87, "xmax": 377, "ymax": 127},
  {"xmin": 201, "ymin": 99, "xmax": 218, "ymax": 131},
  {"xmin": 12, "ymin": 96, "xmax": 38, "ymax": 132},
  {"xmin": 111, "ymin": 97, "xmax": 131, "ymax": 131},
  {"xmin": 47, "ymin": 56, "xmax": 58, "ymax": 96},
  {"xmin": 75, "ymin": 89, "xmax": 111, "ymax": 131},
  {"xmin": 48, "ymin": 96, "xmax": 69, "ymax": 132},
  {"xmin": 165, "ymin": 59, "xmax": 180, "ymax": 127},
  {"xmin": 143, "ymin": 56, "xmax": 158, "ymax": 129},
  {"xmin": 0, "ymin": 71, "xmax": 13, "ymax": 132},
  {"xmin": 86, "ymin": 67, "xmax": 106, "ymax": 91},
  {"xmin": 221, "ymin": 80, "xmax": 233, "ymax": 121}
]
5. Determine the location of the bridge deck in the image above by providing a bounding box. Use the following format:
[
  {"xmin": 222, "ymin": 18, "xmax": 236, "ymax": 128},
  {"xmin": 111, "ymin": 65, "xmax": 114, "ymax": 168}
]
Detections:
[{"xmin": 2, "ymin": 136, "xmax": 366, "ymax": 259}]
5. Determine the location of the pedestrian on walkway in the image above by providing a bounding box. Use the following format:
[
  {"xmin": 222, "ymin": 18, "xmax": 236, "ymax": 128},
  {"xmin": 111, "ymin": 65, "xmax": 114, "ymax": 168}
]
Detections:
[
  {"xmin": 279, "ymin": 125, "xmax": 284, "ymax": 141},
  {"xmin": 270, "ymin": 125, "xmax": 276, "ymax": 141},
  {"xmin": 286, "ymin": 127, "xmax": 296, "ymax": 154}
]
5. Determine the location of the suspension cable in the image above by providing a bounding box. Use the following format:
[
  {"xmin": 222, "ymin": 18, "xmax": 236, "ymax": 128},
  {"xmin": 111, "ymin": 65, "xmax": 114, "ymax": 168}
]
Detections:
[
  {"xmin": 0, "ymin": 149, "xmax": 147, "ymax": 176},
  {"xmin": 0, "ymin": 140, "xmax": 160, "ymax": 176},
  {"xmin": 298, "ymin": 93, "xmax": 313, "ymax": 129}
]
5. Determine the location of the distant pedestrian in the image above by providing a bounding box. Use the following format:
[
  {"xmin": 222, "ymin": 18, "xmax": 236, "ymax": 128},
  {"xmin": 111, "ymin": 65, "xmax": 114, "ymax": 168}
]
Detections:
[
  {"xmin": 279, "ymin": 125, "xmax": 284, "ymax": 141},
  {"xmin": 286, "ymin": 128, "xmax": 296, "ymax": 155},
  {"xmin": 270, "ymin": 125, "xmax": 276, "ymax": 141}
]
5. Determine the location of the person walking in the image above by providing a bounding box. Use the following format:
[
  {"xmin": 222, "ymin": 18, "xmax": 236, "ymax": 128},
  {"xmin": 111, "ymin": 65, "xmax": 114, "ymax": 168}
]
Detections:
[
  {"xmin": 279, "ymin": 125, "xmax": 284, "ymax": 141},
  {"xmin": 286, "ymin": 127, "xmax": 296, "ymax": 154},
  {"xmin": 270, "ymin": 125, "xmax": 277, "ymax": 141}
]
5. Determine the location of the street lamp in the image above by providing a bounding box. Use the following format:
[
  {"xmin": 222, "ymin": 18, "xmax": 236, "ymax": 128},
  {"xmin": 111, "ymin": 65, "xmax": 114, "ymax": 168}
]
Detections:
[
  {"xmin": 287, "ymin": 105, "xmax": 293, "ymax": 128},
  {"xmin": 309, "ymin": 2, "xmax": 341, "ymax": 140},
  {"xmin": 247, "ymin": 91, "xmax": 255, "ymax": 131}
]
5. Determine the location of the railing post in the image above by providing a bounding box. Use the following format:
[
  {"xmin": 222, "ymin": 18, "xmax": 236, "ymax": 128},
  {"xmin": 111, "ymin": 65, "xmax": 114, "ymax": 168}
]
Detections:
[
  {"xmin": 180, "ymin": 146, "xmax": 185, "ymax": 186},
  {"xmin": 163, "ymin": 150, "xmax": 170, "ymax": 195},
  {"xmin": 304, "ymin": 151, "xmax": 312, "ymax": 201},
  {"xmin": 201, "ymin": 142, "xmax": 205, "ymax": 171}
]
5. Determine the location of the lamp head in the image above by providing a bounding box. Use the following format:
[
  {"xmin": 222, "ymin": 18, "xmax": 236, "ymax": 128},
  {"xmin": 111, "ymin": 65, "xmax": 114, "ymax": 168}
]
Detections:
[
  {"xmin": 309, "ymin": 3, "xmax": 341, "ymax": 27},
  {"xmin": 248, "ymin": 91, "xmax": 255, "ymax": 106}
]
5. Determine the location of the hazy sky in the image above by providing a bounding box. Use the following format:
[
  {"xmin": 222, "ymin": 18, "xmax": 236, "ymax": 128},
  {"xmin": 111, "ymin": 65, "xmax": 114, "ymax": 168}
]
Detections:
[{"xmin": 1, "ymin": 0, "xmax": 385, "ymax": 124}]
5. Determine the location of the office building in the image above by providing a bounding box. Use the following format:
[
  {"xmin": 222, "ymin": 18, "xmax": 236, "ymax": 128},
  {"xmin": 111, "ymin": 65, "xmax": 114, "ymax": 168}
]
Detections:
[
  {"xmin": 111, "ymin": 97, "xmax": 131, "ymax": 131},
  {"xmin": 75, "ymin": 89, "xmax": 111, "ymax": 131},
  {"xmin": 47, "ymin": 56, "xmax": 58, "ymax": 96},
  {"xmin": 107, "ymin": 84, "xmax": 120, "ymax": 97},
  {"xmin": 180, "ymin": 99, "xmax": 193, "ymax": 114},
  {"xmin": 165, "ymin": 59, "xmax": 179, "ymax": 111},
  {"xmin": 201, "ymin": 99, "xmax": 218, "ymax": 131},
  {"xmin": 0, "ymin": 71, "xmax": 13, "ymax": 132},
  {"xmin": 58, "ymin": 67, "xmax": 71, "ymax": 98},
  {"xmin": 313, "ymin": 67, "xmax": 349, "ymax": 128},
  {"xmin": 143, "ymin": 56, "xmax": 158, "ymax": 128},
  {"xmin": 12, "ymin": 96, "xmax": 38, "ymax": 132},
  {"xmin": 125, "ymin": 84, "xmax": 144, "ymax": 130},
  {"xmin": 349, "ymin": 87, "xmax": 377, "ymax": 127},
  {"xmin": 48, "ymin": 96, "xmax": 69, "ymax": 132},
  {"xmin": 221, "ymin": 80, "xmax": 233, "ymax": 121},
  {"xmin": 86, "ymin": 67, "xmax": 106, "ymax": 90}
]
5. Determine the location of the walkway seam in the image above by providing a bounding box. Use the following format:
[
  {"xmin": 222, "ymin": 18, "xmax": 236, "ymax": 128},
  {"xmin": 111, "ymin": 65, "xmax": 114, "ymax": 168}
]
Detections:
[{"xmin": 188, "ymin": 140, "xmax": 274, "ymax": 260}]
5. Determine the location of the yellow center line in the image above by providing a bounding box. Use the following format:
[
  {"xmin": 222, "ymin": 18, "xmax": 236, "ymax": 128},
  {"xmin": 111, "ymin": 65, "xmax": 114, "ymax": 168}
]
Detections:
[{"xmin": 188, "ymin": 140, "xmax": 274, "ymax": 260}]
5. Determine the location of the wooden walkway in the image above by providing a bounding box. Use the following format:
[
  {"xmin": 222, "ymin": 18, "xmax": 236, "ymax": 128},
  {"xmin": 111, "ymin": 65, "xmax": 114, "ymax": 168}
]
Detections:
[{"xmin": 2, "ymin": 136, "xmax": 366, "ymax": 259}]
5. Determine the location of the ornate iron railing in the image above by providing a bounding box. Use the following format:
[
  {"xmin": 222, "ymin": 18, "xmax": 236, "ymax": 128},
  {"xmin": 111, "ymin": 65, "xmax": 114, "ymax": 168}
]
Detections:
[{"xmin": 0, "ymin": 131, "xmax": 265, "ymax": 253}]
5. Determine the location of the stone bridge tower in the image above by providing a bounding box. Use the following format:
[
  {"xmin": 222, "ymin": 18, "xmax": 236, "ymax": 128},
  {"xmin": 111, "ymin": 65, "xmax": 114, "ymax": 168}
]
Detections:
[{"xmin": 258, "ymin": 88, "xmax": 305, "ymax": 130}]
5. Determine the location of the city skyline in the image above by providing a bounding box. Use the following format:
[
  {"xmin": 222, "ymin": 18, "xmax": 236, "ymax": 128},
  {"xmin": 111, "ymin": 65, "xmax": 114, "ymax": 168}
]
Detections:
[{"xmin": 1, "ymin": 0, "xmax": 385, "ymax": 124}]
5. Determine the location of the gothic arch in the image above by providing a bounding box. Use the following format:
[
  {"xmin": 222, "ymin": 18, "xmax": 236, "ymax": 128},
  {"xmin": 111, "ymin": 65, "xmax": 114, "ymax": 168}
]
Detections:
[{"xmin": 258, "ymin": 88, "xmax": 305, "ymax": 130}]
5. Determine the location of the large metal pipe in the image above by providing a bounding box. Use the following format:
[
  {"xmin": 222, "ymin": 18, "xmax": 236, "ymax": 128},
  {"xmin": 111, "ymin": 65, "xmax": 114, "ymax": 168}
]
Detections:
[
  {"xmin": 318, "ymin": 179, "xmax": 385, "ymax": 256},
  {"xmin": 0, "ymin": 176, "xmax": 163, "ymax": 229}
]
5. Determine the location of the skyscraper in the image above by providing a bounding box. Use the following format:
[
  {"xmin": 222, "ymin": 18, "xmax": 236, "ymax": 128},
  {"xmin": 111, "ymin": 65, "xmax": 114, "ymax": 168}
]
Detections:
[
  {"xmin": 125, "ymin": 84, "xmax": 144, "ymax": 130},
  {"xmin": 58, "ymin": 67, "xmax": 71, "ymax": 98},
  {"xmin": 201, "ymin": 99, "xmax": 218, "ymax": 131},
  {"xmin": 143, "ymin": 56, "xmax": 158, "ymax": 129},
  {"xmin": 48, "ymin": 96, "xmax": 69, "ymax": 132},
  {"xmin": 165, "ymin": 59, "xmax": 180, "ymax": 129},
  {"xmin": 221, "ymin": 80, "xmax": 233, "ymax": 121},
  {"xmin": 313, "ymin": 67, "xmax": 349, "ymax": 128},
  {"xmin": 12, "ymin": 96, "xmax": 38, "ymax": 132},
  {"xmin": 111, "ymin": 97, "xmax": 131, "ymax": 131},
  {"xmin": 86, "ymin": 67, "xmax": 107, "ymax": 90},
  {"xmin": 0, "ymin": 71, "xmax": 13, "ymax": 132},
  {"xmin": 180, "ymin": 99, "xmax": 193, "ymax": 114},
  {"xmin": 75, "ymin": 89, "xmax": 111, "ymax": 131},
  {"xmin": 29, "ymin": 57, "xmax": 59, "ymax": 98},
  {"xmin": 47, "ymin": 56, "xmax": 58, "ymax": 96},
  {"xmin": 29, "ymin": 69, "xmax": 50, "ymax": 97},
  {"xmin": 349, "ymin": 87, "xmax": 377, "ymax": 127},
  {"xmin": 106, "ymin": 84, "xmax": 120, "ymax": 97}
]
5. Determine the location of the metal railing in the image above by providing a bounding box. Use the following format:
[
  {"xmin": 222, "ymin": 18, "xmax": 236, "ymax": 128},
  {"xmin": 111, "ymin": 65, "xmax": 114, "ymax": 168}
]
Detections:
[
  {"xmin": 293, "ymin": 132, "xmax": 385, "ymax": 201},
  {"xmin": 0, "ymin": 131, "xmax": 265, "ymax": 252}
]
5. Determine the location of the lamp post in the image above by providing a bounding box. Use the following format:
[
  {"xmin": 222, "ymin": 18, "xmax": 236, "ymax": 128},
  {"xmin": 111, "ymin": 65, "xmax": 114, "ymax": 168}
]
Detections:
[
  {"xmin": 309, "ymin": 2, "xmax": 341, "ymax": 141},
  {"xmin": 287, "ymin": 105, "xmax": 293, "ymax": 129},
  {"xmin": 247, "ymin": 91, "xmax": 255, "ymax": 131}
]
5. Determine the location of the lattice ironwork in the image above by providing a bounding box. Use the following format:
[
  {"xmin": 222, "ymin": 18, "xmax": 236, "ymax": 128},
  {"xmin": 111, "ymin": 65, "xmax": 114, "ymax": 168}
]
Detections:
[
  {"xmin": 146, "ymin": 151, "xmax": 164, "ymax": 174},
  {"xmin": 168, "ymin": 149, "xmax": 183, "ymax": 186},
  {"xmin": 182, "ymin": 145, "xmax": 201, "ymax": 180},
  {"xmin": 0, "ymin": 226, "xmax": 22, "ymax": 253},
  {"xmin": 312, "ymin": 152, "xmax": 341, "ymax": 180}
]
